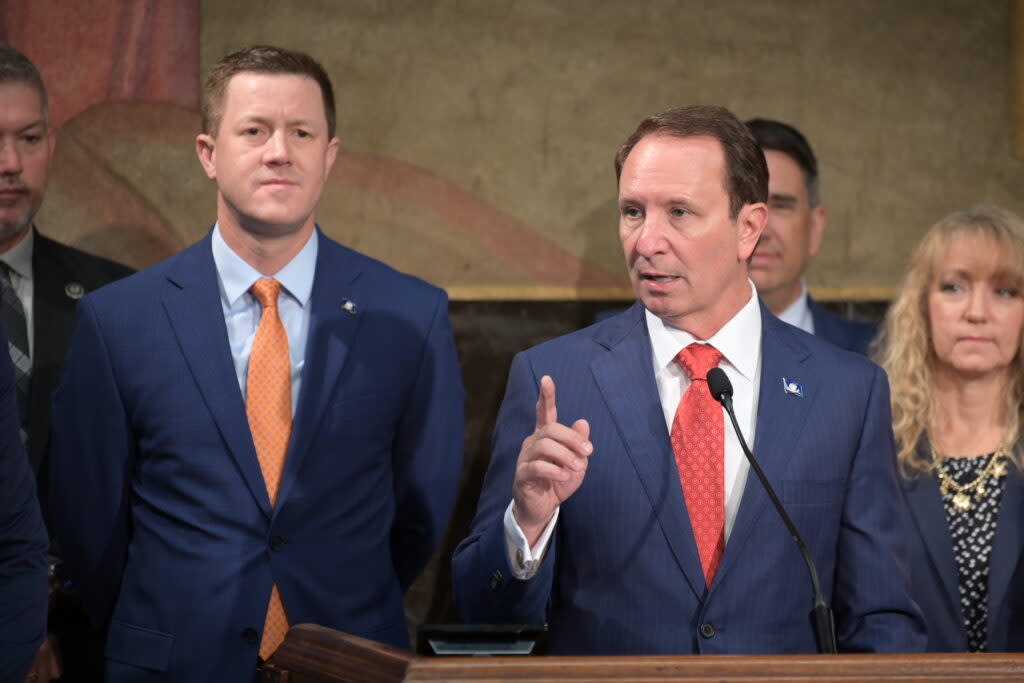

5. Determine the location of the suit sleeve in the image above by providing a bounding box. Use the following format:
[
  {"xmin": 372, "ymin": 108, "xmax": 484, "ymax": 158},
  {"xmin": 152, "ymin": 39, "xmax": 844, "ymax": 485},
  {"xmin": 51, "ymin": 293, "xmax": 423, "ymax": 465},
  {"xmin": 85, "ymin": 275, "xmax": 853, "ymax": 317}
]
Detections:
[
  {"xmin": 0, "ymin": 326, "xmax": 48, "ymax": 681},
  {"xmin": 389, "ymin": 289, "xmax": 466, "ymax": 591},
  {"xmin": 452, "ymin": 351, "xmax": 555, "ymax": 623},
  {"xmin": 832, "ymin": 364, "xmax": 927, "ymax": 651},
  {"xmin": 49, "ymin": 297, "xmax": 135, "ymax": 631}
]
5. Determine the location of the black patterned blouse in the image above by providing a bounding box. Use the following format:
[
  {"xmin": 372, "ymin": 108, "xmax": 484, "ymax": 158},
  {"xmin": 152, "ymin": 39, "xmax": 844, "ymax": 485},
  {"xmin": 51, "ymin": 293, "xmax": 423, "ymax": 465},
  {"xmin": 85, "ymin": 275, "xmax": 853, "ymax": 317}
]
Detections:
[{"xmin": 938, "ymin": 452, "xmax": 1008, "ymax": 653}]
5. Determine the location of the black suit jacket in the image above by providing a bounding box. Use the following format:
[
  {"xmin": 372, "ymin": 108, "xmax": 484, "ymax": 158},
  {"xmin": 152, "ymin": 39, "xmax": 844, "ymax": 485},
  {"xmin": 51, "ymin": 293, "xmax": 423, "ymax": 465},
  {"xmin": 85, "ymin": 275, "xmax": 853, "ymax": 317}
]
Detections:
[{"xmin": 27, "ymin": 231, "xmax": 133, "ymax": 518}]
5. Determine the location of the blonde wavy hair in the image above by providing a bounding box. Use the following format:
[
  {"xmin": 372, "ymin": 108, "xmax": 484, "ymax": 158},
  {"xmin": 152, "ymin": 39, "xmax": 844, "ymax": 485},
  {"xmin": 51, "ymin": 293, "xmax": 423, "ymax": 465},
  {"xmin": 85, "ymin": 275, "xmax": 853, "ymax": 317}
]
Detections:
[{"xmin": 873, "ymin": 204, "xmax": 1024, "ymax": 477}]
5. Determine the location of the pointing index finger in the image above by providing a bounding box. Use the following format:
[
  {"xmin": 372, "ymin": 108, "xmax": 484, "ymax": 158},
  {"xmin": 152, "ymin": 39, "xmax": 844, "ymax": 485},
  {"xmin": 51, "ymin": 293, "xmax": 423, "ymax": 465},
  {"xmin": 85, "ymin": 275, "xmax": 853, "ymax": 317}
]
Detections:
[{"xmin": 535, "ymin": 375, "xmax": 557, "ymax": 429}]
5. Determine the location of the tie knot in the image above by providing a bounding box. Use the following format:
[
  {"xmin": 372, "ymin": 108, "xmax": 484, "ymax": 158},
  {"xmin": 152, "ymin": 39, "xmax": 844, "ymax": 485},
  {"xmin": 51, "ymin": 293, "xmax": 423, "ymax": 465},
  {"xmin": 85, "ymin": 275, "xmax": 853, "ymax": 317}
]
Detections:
[
  {"xmin": 251, "ymin": 278, "xmax": 282, "ymax": 309},
  {"xmin": 675, "ymin": 343, "xmax": 722, "ymax": 381}
]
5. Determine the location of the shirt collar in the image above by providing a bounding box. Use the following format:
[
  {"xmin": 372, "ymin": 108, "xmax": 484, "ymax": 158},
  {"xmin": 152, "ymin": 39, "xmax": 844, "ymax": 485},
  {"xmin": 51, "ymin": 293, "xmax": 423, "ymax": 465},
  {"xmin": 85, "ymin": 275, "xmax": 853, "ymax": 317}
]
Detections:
[
  {"xmin": 0, "ymin": 226, "xmax": 34, "ymax": 280},
  {"xmin": 774, "ymin": 279, "xmax": 814, "ymax": 335},
  {"xmin": 211, "ymin": 224, "xmax": 318, "ymax": 307},
  {"xmin": 645, "ymin": 279, "xmax": 762, "ymax": 383}
]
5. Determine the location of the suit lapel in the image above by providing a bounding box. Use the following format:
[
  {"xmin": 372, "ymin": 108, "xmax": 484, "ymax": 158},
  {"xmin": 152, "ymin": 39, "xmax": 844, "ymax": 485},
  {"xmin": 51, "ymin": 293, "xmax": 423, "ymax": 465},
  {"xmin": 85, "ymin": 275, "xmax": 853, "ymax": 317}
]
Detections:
[
  {"xmin": 27, "ymin": 236, "xmax": 77, "ymax": 473},
  {"xmin": 161, "ymin": 234, "xmax": 273, "ymax": 516},
  {"xmin": 712, "ymin": 310, "xmax": 814, "ymax": 590},
  {"xmin": 988, "ymin": 462, "xmax": 1024, "ymax": 637},
  {"xmin": 274, "ymin": 237, "xmax": 364, "ymax": 510},
  {"xmin": 590, "ymin": 304, "xmax": 707, "ymax": 598},
  {"xmin": 901, "ymin": 444, "xmax": 961, "ymax": 622}
]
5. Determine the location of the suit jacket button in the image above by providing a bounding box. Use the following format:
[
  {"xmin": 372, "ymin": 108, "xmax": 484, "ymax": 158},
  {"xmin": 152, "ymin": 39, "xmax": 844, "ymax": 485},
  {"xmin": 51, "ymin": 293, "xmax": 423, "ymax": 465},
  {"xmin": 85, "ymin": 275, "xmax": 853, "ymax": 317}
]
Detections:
[
  {"xmin": 243, "ymin": 627, "xmax": 259, "ymax": 644},
  {"xmin": 270, "ymin": 535, "xmax": 286, "ymax": 551},
  {"xmin": 489, "ymin": 569, "xmax": 503, "ymax": 590},
  {"xmin": 699, "ymin": 622, "xmax": 716, "ymax": 639}
]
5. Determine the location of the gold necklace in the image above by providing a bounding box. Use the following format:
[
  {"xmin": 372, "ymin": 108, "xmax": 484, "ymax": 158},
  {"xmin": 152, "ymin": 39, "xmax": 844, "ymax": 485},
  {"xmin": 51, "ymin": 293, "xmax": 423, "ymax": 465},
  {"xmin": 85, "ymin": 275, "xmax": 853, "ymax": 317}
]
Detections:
[{"xmin": 934, "ymin": 450, "xmax": 1009, "ymax": 513}]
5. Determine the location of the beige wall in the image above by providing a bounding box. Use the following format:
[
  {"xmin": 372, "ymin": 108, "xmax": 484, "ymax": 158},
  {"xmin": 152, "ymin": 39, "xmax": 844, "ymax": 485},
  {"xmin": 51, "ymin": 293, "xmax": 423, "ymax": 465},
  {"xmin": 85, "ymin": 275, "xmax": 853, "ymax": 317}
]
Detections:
[{"xmin": 38, "ymin": 0, "xmax": 1023, "ymax": 299}]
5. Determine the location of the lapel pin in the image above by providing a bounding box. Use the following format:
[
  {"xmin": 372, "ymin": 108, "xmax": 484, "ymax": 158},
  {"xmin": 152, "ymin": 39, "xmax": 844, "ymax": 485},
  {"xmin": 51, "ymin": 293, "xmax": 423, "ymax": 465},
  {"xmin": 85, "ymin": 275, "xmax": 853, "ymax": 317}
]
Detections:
[
  {"xmin": 65, "ymin": 282, "xmax": 85, "ymax": 300},
  {"xmin": 782, "ymin": 377, "xmax": 804, "ymax": 397},
  {"xmin": 341, "ymin": 299, "xmax": 357, "ymax": 314}
]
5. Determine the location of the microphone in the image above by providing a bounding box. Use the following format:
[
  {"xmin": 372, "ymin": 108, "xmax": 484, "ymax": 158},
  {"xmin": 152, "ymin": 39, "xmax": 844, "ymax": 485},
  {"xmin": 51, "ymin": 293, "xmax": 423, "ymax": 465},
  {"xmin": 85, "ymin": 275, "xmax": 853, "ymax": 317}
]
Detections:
[{"xmin": 706, "ymin": 367, "xmax": 837, "ymax": 654}]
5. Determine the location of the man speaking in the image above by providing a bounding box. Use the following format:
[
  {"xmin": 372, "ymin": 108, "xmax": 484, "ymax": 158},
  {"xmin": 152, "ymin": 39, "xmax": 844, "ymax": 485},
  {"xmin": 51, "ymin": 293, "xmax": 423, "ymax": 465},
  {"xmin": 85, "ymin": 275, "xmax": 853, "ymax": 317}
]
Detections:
[{"xmin": 453, "ymin": 105, "xmax": 925, "ymax": 654}]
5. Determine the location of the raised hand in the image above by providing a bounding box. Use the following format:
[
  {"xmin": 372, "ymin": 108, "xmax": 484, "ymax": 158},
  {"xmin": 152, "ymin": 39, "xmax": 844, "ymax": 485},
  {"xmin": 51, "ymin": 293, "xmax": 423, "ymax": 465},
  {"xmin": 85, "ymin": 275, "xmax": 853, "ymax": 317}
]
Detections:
[{"xmin": 512, "ymin": 375, "xmax": 592, "ymax": 546}]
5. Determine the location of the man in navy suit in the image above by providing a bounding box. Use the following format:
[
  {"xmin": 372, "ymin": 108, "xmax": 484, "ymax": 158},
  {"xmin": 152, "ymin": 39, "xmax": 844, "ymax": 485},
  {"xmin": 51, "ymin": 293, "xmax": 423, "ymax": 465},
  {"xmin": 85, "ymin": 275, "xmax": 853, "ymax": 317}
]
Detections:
[
  {"xmin": 746, "ymin": 118, "xmax": 876, "ymax": 355},
  {"xmin": 50, "ymin": 45, "xmax": 464, "ymax": 680},
  {"xmin": 0, "ymin": 323, "xmax": 48, "ymax": 682},
  {"xmin": 454, "ymin": 105, "xmax": 924, "ymax": 654}
]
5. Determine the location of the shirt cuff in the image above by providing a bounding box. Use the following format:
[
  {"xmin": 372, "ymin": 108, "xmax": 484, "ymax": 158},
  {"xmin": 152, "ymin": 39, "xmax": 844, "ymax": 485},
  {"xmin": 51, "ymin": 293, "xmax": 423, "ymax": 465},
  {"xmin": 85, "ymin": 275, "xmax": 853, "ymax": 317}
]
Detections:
[{"xmin": 503, "ymin": 500, "xmax": 559, "ymax": 580}]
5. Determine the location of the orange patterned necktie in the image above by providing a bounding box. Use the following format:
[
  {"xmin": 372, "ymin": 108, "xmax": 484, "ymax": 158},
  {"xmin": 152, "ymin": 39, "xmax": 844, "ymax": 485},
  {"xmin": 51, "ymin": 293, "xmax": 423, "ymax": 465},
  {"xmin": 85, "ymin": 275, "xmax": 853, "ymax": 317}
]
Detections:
[
  {"xmin": 671, "ymin": 342, "xmax": 725, "ymax": 587},
  {"xmin": 246, "ymin": 278, "xmax": 292, "ymax": 659}
]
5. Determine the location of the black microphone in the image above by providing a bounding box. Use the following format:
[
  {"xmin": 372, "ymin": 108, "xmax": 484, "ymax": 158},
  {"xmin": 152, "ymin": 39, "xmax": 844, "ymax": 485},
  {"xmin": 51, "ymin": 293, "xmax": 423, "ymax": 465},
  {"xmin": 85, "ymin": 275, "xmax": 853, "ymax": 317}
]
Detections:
[{"xmin": 706, "ymin": 367, "xmax": 837, "ymax": 654}]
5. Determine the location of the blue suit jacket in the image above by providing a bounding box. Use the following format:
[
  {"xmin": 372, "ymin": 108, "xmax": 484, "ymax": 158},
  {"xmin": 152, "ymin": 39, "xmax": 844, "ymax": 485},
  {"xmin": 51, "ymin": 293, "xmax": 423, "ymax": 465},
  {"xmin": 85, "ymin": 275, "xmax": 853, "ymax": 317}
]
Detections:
[
  {"xmin": 50, "ymin": 230, "xmax": 465, "ymax": 681},
  {"xmin": 0, "ymin": 325, "xmax": 49, "ymax": 681},
  {"xmin": 454, "ymin": 302, "xmax": 925, "ymax": 654},
  {"xmin": 807, "ymin": 296, "xmax": 876, "ymax": 356},
  {"xmin": 900, "ymin": 442, "xmax": 1024, "ymax": 651}
]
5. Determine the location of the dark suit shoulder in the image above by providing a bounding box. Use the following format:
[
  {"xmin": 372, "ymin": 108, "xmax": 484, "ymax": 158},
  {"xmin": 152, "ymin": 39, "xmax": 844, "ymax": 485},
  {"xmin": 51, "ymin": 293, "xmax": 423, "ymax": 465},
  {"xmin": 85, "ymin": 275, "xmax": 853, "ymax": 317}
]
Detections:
[
  {"xmin": 34, "ymin": 232, "xmax": 135, "ymax": 290},
  {"xmin": 74, "ymin": 236, "xmax": 207, "ymax": 318},
  {"xmin": 317, "ymin": 232, "xmax": 447, "ymax": 299},
  {"xmin": 521, "ymin": 301, "xmax": 645, "ymax": 362},
  {"xmin": 765, "ymin": 308, "xmax": 882, "ymax": 379},
  {"xmin": 807, "ymin": 296, "xmax": 877, "ymax": 356}
]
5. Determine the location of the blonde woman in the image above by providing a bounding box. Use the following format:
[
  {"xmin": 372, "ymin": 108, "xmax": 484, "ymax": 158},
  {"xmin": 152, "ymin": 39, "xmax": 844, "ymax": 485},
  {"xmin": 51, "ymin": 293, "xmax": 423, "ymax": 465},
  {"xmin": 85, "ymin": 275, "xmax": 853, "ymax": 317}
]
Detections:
[{"xmin": 876, "ymin": 204, "xmax": 1024, "ymax": 652}]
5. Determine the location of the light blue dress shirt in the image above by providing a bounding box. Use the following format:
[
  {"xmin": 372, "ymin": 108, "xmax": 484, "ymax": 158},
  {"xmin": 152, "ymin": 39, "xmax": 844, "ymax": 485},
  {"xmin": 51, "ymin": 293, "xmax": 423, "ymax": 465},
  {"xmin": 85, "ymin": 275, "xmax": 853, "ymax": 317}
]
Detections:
[
  {"xmin": 211, "ymin": 225, "xmax": 317, "ymax": 415},
  {"xmin": 775, "ymin": 279, "xmax": 815, "ymax": 335}
]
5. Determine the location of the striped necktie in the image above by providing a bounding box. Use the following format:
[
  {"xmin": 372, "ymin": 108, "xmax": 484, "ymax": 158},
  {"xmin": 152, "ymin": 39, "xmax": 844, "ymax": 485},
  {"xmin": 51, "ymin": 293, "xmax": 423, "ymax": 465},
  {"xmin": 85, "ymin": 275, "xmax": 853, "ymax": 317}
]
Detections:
[{"xmin": 0, "ymin": 263, "xmax": 30, "ymax": 444}]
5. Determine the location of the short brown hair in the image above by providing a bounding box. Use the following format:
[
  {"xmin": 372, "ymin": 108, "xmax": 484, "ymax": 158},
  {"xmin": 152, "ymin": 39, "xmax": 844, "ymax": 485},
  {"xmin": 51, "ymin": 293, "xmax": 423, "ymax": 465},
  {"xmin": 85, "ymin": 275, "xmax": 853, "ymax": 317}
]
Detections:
[
  {"xmin": 0, "ymin": 42, "xmax": 49, "ymax": 124},
  {"xmin": 201, "ymin": 45, "xmax": 336, "ymax": 138},
  {"xmin": 615, "ymin": 105, "xmax": 767, "ymax": 219}
]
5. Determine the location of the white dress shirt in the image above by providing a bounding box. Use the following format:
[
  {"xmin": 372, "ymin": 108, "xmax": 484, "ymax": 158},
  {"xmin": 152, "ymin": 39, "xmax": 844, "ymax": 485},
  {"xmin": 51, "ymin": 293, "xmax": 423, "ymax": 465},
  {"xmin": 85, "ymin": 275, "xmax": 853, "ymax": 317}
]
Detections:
[
  {"xmin": 0, "ymin": 227, "xmax": 35, "ymax": 359},
  {"xmin": 775, "ymin": 279, "xmax": 814, "ymax": 335},
  {"xmin": 506, "ymin": 282, "xmax": 763, "ymax": 579},
  {"xmin": 212, "ymin": 224, "xmax": 317, "ymax": 414}
]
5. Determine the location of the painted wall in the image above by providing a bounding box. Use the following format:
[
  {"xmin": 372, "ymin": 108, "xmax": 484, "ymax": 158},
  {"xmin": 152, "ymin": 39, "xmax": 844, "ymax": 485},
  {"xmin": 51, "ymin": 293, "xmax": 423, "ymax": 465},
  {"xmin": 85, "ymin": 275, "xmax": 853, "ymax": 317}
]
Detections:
[{"xmin": 6, "ymin": 0, "xmax": 1019, "ymax": 299}]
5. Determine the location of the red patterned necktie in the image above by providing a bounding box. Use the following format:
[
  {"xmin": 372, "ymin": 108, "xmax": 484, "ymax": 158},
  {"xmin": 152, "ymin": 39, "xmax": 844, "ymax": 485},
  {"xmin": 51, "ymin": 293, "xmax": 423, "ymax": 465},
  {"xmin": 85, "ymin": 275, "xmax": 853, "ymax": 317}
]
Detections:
[
  {"xmin": 247, "ymin": 278, "xmax": 292, "ymax": 659},
  {"xmin": 671, "ymin": 342, "xmax": 725, "ymax": 587}
]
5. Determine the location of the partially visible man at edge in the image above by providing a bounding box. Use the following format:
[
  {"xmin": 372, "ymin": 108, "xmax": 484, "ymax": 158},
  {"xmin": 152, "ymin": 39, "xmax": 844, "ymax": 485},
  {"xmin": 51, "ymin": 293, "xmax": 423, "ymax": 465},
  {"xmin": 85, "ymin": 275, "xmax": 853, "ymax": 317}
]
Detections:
[
  {"xmin": 454, "ymin": 105, "xmax": 925, "ymax": 654},
  {"xmin": 746, "ymin": 118, "xmax": 876, "ymax": 354},
  {"xmin": 0, "ymin": 41, "xmax": 133, "ymax": 682},
  {"xmin": 50, "ymin": 45, "xmax": 464, "ymax": 681},
  {"xmin": 0, "ymin": 323, "xmax": 48, "ymax": 683}
]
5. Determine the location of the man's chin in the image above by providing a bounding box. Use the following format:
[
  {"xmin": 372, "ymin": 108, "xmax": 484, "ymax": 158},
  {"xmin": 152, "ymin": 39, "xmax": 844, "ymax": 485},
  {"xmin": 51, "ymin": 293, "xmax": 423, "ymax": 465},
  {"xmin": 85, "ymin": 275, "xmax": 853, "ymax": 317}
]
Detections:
[
  {"xmin": 0, "ymin": 217, "xmax": 32, "ymax": 245},
  {"xmin": 637, "ymin": 295, "xmax": 685, "ymax": 321}
]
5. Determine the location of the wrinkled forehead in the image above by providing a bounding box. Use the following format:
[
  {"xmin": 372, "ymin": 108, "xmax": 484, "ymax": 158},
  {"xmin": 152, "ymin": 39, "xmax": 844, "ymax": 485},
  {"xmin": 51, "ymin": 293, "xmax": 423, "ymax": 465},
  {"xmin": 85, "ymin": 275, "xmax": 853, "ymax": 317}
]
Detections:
[{"xmin": 933, "ymin": 230, "xmax": 1024, "ymax": 284}]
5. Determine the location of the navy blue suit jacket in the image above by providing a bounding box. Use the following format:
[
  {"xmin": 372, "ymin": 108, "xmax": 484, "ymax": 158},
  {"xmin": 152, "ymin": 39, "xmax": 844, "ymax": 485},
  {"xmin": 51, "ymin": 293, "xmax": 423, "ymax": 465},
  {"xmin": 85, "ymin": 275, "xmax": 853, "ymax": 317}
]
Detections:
[
  {"xmin": 454, "ymin": 302, "xmax": 925, "ymax": 654},
  {"xmin": 0, "ymin": 325, "xmax": 48, "ymax": 681},
  {"xmin": 50, "ymin": 230, "xmax": 465, "ymax": 681},
  {"xmin": 807, "ymin": 296, "xmax": 876, "ymax": 356},
  {"xmin": 900, "ymin": 442, "xmax": 1024, "ymax": 651}
]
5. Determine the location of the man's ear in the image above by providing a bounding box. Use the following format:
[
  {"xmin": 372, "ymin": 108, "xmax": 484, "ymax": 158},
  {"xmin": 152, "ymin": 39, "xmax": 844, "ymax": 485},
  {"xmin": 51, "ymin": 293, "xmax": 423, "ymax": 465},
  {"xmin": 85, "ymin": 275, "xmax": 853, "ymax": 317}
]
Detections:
[
  {"xmin": 808, "ymin": 203, "xmax": 827, "ymax": 258},
  {"xmin": 737, "ymin": 202, "xmax": 768, "ymax": 261},
  {"xmin": 196, "ymin": 134, "xmax": 217, "ymax": 180},
  {"xmin": 324, "ymin": 137, "xmax": 340, "ymax": 176}
]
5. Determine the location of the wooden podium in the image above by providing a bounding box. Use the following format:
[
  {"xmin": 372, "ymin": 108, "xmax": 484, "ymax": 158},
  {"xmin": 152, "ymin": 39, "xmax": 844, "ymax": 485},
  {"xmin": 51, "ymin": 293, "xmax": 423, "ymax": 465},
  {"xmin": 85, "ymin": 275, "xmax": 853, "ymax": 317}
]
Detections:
[{"xmin": 263, "ymin": 624, "xmax": 1024, "ymax": 682}]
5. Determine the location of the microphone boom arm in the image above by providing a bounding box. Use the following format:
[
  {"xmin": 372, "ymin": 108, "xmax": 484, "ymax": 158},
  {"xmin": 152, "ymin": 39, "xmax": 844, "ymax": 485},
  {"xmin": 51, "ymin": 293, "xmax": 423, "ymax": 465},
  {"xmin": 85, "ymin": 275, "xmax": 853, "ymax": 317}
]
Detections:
[{"xmin": 710, "ymin": 371, "xmax": 837, "ymax": 654}]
